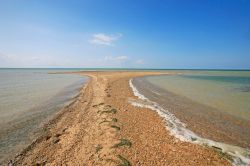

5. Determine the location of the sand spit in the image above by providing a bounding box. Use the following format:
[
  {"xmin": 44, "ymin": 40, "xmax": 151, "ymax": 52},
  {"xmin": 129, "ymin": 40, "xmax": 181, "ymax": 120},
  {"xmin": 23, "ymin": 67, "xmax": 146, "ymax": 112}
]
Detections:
[{"xmin": 12, "ymin": 71, "xmax": 231, "ymax": 166}]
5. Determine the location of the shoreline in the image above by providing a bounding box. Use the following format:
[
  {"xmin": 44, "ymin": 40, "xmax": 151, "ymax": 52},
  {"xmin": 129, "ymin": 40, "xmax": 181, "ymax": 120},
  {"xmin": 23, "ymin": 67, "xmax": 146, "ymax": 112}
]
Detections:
[
  {"xmin": 132, "ymin": 76, "xmax": 250, "ymax": 148},
  {"xmin": 0, "ymin": 73, "xmax": 87, "ymax": 165},
  {"xmin": 12, "ymin": 71, "xmax": 232, "ymax": 165},
  {"xmin": 130, "ymin": 77, "xmax": 250, "ymax": 165}
]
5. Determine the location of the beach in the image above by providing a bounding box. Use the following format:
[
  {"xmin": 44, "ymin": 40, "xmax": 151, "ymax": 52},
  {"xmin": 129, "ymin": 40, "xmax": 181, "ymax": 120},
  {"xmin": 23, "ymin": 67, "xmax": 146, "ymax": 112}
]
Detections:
[
  {"xmin": 12, "ymin": 71, "xmax": 232, "ymax": 166},
  {"xmin": 0, "ymin": 69, "xmax": 87, "ymax": 164}
]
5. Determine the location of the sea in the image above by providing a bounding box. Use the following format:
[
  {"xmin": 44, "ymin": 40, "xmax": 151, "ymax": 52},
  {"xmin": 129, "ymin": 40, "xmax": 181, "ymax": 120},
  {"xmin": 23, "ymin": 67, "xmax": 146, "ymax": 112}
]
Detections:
[
  {"xmin": 0, "ymin": 68, "xmax": 88, "ymax": 164},
  {"xmin": 131, "ymin": 70, "xmax": 250, "ymax": 165}
]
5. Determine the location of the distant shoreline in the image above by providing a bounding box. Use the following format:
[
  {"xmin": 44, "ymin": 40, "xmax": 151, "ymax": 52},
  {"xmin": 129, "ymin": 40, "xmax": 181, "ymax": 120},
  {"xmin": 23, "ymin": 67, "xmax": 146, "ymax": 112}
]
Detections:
[{"xmin": 1, "ymin": 68, "xmax": 250, "ymax": 71}]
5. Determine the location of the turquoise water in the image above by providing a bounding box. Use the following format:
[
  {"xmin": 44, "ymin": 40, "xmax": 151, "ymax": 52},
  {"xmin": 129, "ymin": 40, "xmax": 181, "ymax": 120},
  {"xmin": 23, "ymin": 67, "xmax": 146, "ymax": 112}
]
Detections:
[
  {"xmin": 146, "ymin": 70, "xmax": 250, "ymax": 121},
  {"xmin": 0, "ymin": 69, "xmax": 87, "ymax": 164}
]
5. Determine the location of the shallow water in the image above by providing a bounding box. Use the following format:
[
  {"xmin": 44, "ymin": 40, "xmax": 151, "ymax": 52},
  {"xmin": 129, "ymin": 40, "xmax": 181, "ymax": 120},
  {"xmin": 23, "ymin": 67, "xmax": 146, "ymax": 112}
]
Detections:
[
  {"xmin": 0, "ymin": 69, "xmax": 87, "ymax": 164},
  {"xmin": 130, "ymin": 78, "xmax": 250, "ymax": 165},
  {"xmin": 131, "ymin": 71, "xmax": 250, "ymax": 165},
  {"xmin": 146, "ymin": 71, "xmax": 250, "ymax": 121}
]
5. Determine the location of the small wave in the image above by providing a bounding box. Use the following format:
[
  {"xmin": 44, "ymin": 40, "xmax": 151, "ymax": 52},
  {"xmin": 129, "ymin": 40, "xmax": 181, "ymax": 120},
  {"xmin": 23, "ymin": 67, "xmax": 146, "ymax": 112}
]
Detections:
[
  {"xmin": 238, "ymin": 86, "xmax": 250, "ymax": 93},
  {"xmin": 129, "ymin": 79, "xmax": 250, "ymax": 166}
]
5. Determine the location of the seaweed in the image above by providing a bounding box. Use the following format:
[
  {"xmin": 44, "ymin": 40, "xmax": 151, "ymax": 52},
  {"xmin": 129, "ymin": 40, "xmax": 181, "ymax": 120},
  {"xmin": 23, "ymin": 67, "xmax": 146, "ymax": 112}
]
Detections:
[
  {"xmin": 112, "ymin": 139, "xmax": 132, "ymax": 148},
  {"xmin": 117, "ymin": 155, "xmax": 131, "ymax": 166}
]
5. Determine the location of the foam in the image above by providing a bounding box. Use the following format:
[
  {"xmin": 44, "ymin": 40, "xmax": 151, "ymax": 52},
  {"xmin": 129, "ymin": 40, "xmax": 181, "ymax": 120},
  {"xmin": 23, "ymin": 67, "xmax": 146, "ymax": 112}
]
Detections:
[{"xmin": 129, "ymin": 79, "xmax": 250, "ymax": 166}]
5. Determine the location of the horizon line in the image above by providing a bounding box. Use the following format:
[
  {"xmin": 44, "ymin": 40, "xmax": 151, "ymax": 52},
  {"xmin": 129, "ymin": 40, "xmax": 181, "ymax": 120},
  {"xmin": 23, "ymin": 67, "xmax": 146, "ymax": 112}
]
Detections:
[{"xmin": 0, "ymin": 67, "xmax": 250, "ymax": 71}]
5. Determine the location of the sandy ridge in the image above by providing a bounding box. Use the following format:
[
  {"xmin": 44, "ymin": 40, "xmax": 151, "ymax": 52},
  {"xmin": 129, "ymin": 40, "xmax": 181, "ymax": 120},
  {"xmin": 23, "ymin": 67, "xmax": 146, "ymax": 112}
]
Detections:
[{"xmin": 12, "ymin": 71, "xmax": 231, "ymax": 166}]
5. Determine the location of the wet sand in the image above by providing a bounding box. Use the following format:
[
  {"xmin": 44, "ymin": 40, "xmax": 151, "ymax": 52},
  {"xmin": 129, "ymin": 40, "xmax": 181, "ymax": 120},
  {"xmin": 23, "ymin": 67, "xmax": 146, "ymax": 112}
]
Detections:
[
  {"xmin": 133, "ymin": 76, "xmax": 250, "ymax": 149},
  {"xmin": 11, "ymin": 71, "xmax": 231, "ymax": 166}
]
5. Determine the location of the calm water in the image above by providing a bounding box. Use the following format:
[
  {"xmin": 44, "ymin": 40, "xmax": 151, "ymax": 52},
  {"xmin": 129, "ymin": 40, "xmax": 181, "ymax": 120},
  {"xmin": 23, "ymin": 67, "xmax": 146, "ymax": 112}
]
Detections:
[
  {"xmin": 132, "ymin": 71, "xmax": 250, "ymax": 165},
  {"xmin": 146, "ymin": 70, "xmax": 250, "ymax": 121},
  {"xmin": 0, "ymin": 69, "xmax": 87, "ymax": 164}
]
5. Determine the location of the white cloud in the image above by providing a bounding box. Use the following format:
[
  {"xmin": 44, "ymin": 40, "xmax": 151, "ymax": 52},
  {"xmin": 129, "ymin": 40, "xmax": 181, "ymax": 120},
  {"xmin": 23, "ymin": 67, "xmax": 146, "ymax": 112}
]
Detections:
[
  {"xmin": 92, "ymin": 55, "xmax": 129, "ymax": 67},
  {"xmin": 0, "ymin": 51, "xmax": 146, "ymax": 68},
  {"xmin": 104, "ymin": 55, "xmax": 128, "ymax": 61},
  {"xmin": 135, "ymin": 59, "xmax": 144, "ymax": 64},
  {"xmin": 0, "ymin": 52, "xmax": 72, "ymax": 68},
  {"xmin": 89, "ymin": 33, "xmax": 122, "ymax": 46},
  {"xmin": 116, "ymin": 56, "xmax": 128, "ymax": 60}
]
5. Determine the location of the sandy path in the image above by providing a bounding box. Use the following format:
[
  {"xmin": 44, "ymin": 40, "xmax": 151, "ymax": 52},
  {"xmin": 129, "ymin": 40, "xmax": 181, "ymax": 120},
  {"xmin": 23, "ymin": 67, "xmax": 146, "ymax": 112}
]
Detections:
[{"xmin": 12, "ymin": 71, "xmax": 231, "ymax": 166}]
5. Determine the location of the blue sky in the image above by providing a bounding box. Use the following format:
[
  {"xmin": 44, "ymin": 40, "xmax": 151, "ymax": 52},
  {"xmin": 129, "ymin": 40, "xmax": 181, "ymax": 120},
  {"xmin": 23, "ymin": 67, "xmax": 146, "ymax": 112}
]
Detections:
[{"xmin": 0, "ymin": 0, "xmax": 249, "ymax": 69}]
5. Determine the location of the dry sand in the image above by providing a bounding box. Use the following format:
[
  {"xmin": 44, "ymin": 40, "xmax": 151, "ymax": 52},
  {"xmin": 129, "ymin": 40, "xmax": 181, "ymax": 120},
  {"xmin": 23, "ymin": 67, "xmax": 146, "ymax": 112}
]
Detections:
[{"xmin": 12, "ymin": 71, "xmax": 231, "ymax": 166}]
